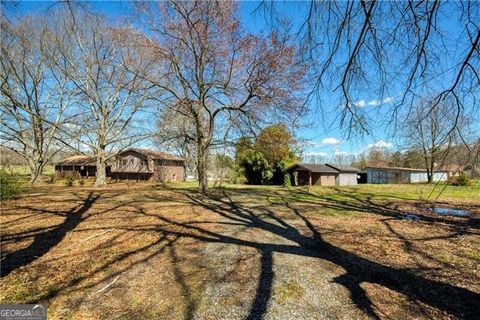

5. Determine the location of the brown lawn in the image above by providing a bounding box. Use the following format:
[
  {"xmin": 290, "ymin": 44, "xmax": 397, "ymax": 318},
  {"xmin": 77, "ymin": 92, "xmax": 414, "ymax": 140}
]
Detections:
[{"xmin": 1, "ymin": 183, "xmax": 479, "ymax": 319}]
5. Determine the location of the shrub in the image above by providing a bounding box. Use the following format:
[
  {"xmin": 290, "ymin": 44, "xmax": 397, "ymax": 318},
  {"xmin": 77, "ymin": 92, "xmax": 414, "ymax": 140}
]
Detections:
[
  {"xmin": 283, "ymin": 173, "xmax": 291, "ymax": 189},
  {"xmin": 64, "ymin": 176, "xmax": 76, "ymax": 187},
  {"xmin": 449, "ymin": 172, "xmax": 472, "ymax": 186},
  {"xmin": 0, "ymin": 169, "xmax": 21, "ymax": 200},
  {"xmin": 456, "ymin": 172, "xmax": 472, "ymax": 186},
  {"xmin": 78, "ymin": 179, "xmax": 85, "ymax": 186}
]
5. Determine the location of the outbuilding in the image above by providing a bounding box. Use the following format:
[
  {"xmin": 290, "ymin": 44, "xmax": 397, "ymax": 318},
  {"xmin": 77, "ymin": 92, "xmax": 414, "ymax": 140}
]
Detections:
[
  {"xmin": 365, "ymin": 166, "xmax": 449, "ymax": 184},
  {"xmin": 325, "ymin": 164, "xmax": 360, "ymax": 185},
  {"xmin": 285, "ymin": 163, "xmax": 359, "ymax": 186}
]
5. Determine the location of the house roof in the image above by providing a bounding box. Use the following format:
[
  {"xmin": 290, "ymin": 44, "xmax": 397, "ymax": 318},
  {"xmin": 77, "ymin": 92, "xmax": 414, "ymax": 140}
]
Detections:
[
  {"xmin": 287, "ymin": 163, "xmax": 339, "ymax": 173},
  {"xmin": 325, "ymin": 164, "xmax": 360, "ymax": 173},
  {"xmin": 123, "ymin": 148, "xmax": 185, "ymax": 161},
  {"xmin": 56, "ymin": 148, "xmax": 184, "ymax": 166},
  {"xmin": 56, "ymin": 155, "xmax": 98, "ymax": 166}
]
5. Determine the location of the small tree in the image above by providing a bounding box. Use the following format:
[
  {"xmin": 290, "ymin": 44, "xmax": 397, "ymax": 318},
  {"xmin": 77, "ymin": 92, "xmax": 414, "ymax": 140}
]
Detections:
[
  {"xmin": 404, "ymin": 98, "xmax": 465, "ymax": 183},
  {"xmin": 213, "ymin": 154, "xmax": 234, "ymax": 186},
  {"xmin": 237, "ymin": 148, "xmax": 272, "ymax": 185},
  {"xmin": 235, "ymin": 124, "xmax": 297, "ymax": 185},
  {"xmin": 453, "ymin": 172, "xmax": 471, "ymax": 186}
]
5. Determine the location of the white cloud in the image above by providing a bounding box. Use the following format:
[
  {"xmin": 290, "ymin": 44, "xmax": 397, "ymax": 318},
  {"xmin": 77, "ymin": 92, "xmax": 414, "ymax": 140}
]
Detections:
[
  {"xmin": 367, "ymin": 140, "xmax": 393, "ymax": 149},
  {"xmin": 354, "ymin": 100, "xmax": 366, "ymax": 107},
  {"xmin": 383, "ymin": 97, "xmax": 394, "ymax": 104},
  {"xmin": 367, "ymin": 99, "xmax": 381, "ymax": 106},
  {"xmin": 321, "ymin": 137, "xmax": 341, "ymax": 145},
  {"xmin": 354, "ymin": 96, "xmax": 395, "ymax": 108},
  {"xmin": 334, "ymin": 151, "xmax": 349, "ymax": 155},
  {"xmin": 64, "ymin": 123, "xmax": 80, "ymax": 129}
]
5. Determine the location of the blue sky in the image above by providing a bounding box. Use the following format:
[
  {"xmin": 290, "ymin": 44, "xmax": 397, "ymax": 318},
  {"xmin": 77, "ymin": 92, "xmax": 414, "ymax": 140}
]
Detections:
[{"xmin": 8, "ymin": 1, "xmax": 478, "ymax": 159}]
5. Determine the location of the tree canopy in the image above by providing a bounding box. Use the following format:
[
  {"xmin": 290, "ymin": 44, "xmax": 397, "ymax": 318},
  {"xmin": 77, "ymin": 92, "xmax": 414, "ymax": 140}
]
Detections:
[{"xmin": 235, "ymin": 124, "xmax": 298, "ymax": 185}]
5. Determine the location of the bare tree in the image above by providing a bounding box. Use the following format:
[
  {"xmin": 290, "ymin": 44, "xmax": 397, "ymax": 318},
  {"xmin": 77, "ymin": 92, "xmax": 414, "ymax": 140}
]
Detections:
[
  {"xmin": 0, "ymin": 16, "xmax": 73, "ymax": 183},
  {"xmin": 52, "ymin": 7, "xmax": 155, "ymax": 186},
  {"xmin": 134, "ymin": 1, "xmax": 307, "ymax": 193},
  {"xmin": 404, "ymin": 97, "xmax": 466, "ymax": 183},
  {"xmin": 366, "ymin": 147, "xmax": 390, "ymax": 167}
]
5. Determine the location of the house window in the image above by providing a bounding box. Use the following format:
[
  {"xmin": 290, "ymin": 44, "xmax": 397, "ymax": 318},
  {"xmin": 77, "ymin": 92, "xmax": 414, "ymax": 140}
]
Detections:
[{"xmin": 172, "ymin": 173, "xmax": 176, "ymax": 180}]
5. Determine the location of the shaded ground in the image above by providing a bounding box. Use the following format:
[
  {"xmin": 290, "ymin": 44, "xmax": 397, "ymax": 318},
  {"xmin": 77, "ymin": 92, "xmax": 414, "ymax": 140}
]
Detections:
[{"xmin": 1, "ymin": 183, "xmax": 479, "ymax": 319}]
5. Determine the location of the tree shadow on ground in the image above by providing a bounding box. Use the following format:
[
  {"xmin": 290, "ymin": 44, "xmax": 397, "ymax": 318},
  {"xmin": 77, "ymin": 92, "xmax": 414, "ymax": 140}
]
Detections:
[
  {"xmin": 169, "ymin": 188, "xmax": 480, "ymax": 320},
  {"xmin": 1, "ymin": 192, "xmax": 100, "ymax": 277},
  {"xmin": 4, "ymin": 187, "xmax": 478, "ymax": 319},
  {"xmin": 285, "ymin": 188, "xmax": 480, "ymax": 232}
]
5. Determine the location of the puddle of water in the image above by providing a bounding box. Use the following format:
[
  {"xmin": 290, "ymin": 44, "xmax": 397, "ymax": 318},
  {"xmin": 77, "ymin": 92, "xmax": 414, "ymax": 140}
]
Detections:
[
  {"xmin": 401, "ymin": 214, "xmax": 420, "ymax": 221},
  {"xmin": 430, "ymin": 207, "xmax": 471, "ymax": 217}
]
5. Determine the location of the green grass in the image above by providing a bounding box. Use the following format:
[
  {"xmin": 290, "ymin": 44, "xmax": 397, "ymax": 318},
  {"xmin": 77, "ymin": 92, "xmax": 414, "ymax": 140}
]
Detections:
[
  {"xmin": 6, "ymin": 168, "xmax": 476, "ymax": 204},
  {"xmin": 0, "ymin": 165, "xmax": 55, "ymax": 177},
  {"xmin": 167, "ymin": 180, "xmax": 479, "ymax": 204},
  {"xmin": 463, "ymin": 248, "xmax": 480, "ymax": 261},
  {"xmin": 316, "ymin": 182, "xmax": 480, "ymax": 202},
  {"xmin": 275, "ymin": 280, "xmax": 303, "ymax": 304}
]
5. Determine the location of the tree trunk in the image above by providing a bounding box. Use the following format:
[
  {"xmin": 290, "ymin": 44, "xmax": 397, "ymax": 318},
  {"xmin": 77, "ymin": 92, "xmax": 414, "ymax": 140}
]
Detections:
[
  {"xmin": 427, "ymin": 172, "xmax": 433, "ymax": 183},
  {"xmin": 28, "ymin": 160, "xmax": 43, "ymax": 184},
  {"xmin": 197, "ymin": 142, "xmax": 208, "ymax": 193},
  {"xmin": 94, "ymin": 148, "xmax": 107, "ymax": 187},
  {"xmin": 195, "ymin": 104, "xmax": 210, "ymax": 194},
  {"xmin": 427, "ymin": 159, "xmax": 434, "ymax": 183}
]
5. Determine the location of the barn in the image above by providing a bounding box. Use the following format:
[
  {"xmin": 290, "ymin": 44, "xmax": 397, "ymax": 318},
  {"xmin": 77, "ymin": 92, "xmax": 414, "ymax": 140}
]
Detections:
[
  {"xmin": 286, "ymin": 163, "xmax": 359, "ymax": 186},
  {"xmin": 365, "ymin": 166, "xmax": 449, "ymax": 184},
  {"xmin": 55, "ymin": 148, "xmax": 185, "ymax": 182}
]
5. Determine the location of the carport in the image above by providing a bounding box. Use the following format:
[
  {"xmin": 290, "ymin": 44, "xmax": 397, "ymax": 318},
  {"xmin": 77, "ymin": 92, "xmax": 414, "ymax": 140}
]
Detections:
[{"xmin": 285, "ymin": 164, "xmax": 339, "ymax": 186}]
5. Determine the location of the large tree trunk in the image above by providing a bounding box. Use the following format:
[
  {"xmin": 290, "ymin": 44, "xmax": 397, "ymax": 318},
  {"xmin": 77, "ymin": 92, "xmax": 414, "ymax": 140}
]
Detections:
[
  {"xmin": 28, "ymin": 159, "xmax": 43, "ymax": 184},
  {"xmin": 197, "ymin": 142, "xmax": 208, "ymax": 193},
  {"xmin": 94, "ymin": 147, "xmax": 107, "ymax": 187},
  {"xmin": 195, "ymin": 105, "xmax": 210, "ymax": 193}
]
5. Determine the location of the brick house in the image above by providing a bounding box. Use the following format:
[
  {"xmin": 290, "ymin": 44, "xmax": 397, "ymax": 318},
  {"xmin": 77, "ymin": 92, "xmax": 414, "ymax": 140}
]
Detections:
[{"xmin": 55, "ymin": 148, "xmax": 185, "ymax": 182}]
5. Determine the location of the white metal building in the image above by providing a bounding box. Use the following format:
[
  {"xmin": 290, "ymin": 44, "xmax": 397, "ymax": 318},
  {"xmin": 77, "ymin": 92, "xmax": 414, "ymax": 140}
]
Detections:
[{"xmin": 365, "ymin": 166, "xmax": 449, "ymax": 184}]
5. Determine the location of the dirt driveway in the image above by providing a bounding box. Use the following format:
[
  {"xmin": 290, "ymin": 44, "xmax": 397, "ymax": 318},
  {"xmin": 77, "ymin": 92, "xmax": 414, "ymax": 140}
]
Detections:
[{"xmin": 1, "ymin": 185, "xmax": 479, "ymax": 319}]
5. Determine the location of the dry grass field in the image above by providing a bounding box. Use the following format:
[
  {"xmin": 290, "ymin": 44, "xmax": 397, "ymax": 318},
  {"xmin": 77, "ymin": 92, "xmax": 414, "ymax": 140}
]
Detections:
[{"xmin": 1, "ymin": 182, "xmax": 479, "ymax": 319}]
